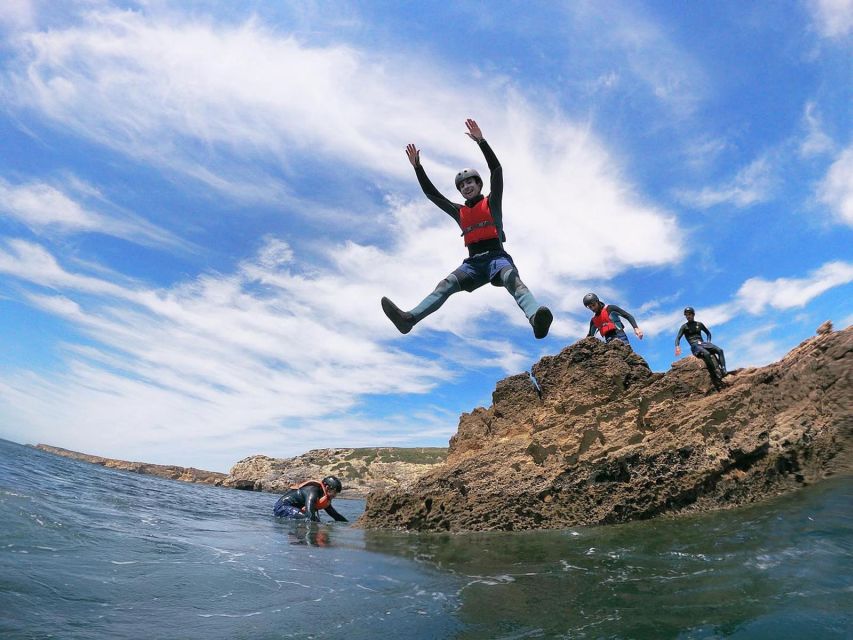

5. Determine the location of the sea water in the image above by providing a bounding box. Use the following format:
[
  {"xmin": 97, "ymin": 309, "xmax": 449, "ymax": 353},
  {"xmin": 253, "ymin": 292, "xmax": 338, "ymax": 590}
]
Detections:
[{"xmin": 1, "ymin": 438, "xmax": 850, "ymax": 639}]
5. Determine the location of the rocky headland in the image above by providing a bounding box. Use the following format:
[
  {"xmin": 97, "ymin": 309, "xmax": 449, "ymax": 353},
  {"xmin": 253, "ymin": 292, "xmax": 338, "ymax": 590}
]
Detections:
[
  {"xmin": 359, "ymin": 324, "xmax": 852, "ymax": 532},
  {"xmin": 33, "ymin": 444, "xmax": 228, "ymax": 485},
  {"xmin": 223, "ymin": 447, "xmax": 448, "ymax": 498}
]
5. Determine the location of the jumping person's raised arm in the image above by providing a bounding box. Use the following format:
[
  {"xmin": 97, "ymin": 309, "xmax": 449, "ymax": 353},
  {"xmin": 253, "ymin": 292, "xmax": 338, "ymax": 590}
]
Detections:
[
  {"xmin": 406, "ymin": 143, "xmax": 461, "ymax": 221},
  {"xmin": 466, "ymin": 118, "xmax": 504, "ymax": 239}
]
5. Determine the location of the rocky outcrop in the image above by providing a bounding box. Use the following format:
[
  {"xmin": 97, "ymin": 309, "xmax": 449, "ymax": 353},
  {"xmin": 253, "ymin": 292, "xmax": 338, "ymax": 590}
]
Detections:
[
  {"xmin": 33, "ymin": 444, "xmax": 227, "ymax": 485},
  {"xmin": 359, "ymin": 324, "xmax": 852, "ymax": 532},
  {"xmin": 222, "ymin": 447, "xmax": 447, "ymax": 498}
]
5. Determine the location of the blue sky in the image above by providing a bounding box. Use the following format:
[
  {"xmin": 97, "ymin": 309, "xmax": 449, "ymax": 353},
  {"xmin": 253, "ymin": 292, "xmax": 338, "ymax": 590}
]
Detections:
[{"xmin": 0, "ymin": 1, "xmax": 851, "ymax": 472}]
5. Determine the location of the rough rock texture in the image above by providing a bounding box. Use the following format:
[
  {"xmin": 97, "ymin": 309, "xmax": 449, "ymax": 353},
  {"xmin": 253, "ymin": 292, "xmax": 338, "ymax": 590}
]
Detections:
[
  {"xmin": 33, "ymin": 445, "xmax": 227, "ymax": 485},
  {"xmin": 360, "ymin": 325, "xmax": 852, "ymax": 532},
  {"xmin": 222, "ymin": 447, "xmax": 447, "ymax": 498}
]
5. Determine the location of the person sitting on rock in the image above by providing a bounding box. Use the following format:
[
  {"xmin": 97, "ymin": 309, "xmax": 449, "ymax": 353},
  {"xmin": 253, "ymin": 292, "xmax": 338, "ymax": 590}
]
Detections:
[
  {"xmin": 380, "ymin": 118, "xmax": 553, "ymax": 339},
  {"xmin": 583, "ymin": 292, "xmax": 643, "ymax": 349},
  {"xmin": 273, "ymin": 475, "xmax": 347, "ymax": 522},
  {"xmin": 675, "ymin": 306, "xmax": 727, "ymax": 389}
]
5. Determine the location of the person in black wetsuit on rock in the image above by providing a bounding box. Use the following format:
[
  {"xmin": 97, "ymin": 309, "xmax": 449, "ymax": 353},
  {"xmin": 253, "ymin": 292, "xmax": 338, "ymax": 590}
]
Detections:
[
  {"xmin": 273, "ymin": 476, "xmax": 347, "ymax": 522},
  {"xmin": 583, "ymin": 292, "xmax": 643, "ymax": 350},
  {"xmin": 675, "ymin": 306, "xmax": 727, "ymax": 389},
  {"xmin": 381, "ymin": 118, "xmax": 553, "ymax": 339}
]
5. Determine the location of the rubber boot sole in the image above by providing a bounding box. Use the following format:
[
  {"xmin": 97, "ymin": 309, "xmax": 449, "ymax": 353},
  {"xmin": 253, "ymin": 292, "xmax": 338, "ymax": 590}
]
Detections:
[
  {"xmin": 381, "ymin": 297, "xmax": 414, "ymax": 335},
  {"xmin": 531, "ymin": 306, "xmax": 553, "ymax": 339}
]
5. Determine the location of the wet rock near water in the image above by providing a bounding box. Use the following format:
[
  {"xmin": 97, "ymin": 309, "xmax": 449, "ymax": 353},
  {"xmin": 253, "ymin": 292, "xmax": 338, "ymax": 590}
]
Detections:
[{"xmin": 359, "ymin": 324, "xmax": 852, "ymax": 532}]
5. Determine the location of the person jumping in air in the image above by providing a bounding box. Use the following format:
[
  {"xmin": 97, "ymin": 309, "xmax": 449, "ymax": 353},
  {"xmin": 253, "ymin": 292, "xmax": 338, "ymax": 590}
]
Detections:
[
  {"xmin": 273, "ymin": 476, "xmax": 348, "ymax": 523},
  {"xmin": 583, "ymin": 293, "xmax": 643, "ymax": 350},
  {"xmin": 675, "ymin": 306, "xmax": 727, "ymax": 390},
  {"xmin": 380, "ymin": 119, "xmax": 553, "ymax": 339}
]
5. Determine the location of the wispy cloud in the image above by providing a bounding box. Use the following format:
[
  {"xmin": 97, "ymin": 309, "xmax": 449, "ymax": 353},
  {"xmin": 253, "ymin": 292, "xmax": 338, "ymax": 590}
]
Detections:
[
  {"xmin": 799, "ymin": 102, "xmax": 836, "ymax": 157},
  {"xmin": 675, "ymin": 156, "xmax": 776, "ymax": 209},
  {"xmin": 817, "ymin": 145, "xmax": 853, "ymax": 227},
  {"xmin": 0, "ymin": 177, "xmax": 184, "ymax": 247},
  {"xmin": 736, "ymin": 261, "xmax": 853, "ymax": 310},
  {"xmin": 2, "ymin": 7, "xmax": 684, "ymax": 302},
  {"xmin": 807, "ymin": 0, "xmax": 853, "ymax": 39}
]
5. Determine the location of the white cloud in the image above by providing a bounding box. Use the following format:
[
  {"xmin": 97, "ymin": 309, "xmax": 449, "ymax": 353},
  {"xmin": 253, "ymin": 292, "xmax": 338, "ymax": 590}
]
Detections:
[
  {"xmin": 817, "ymin": 145, "xmax": 853, "ymax": 226},
  {"xmin": 675, "ymin": 156, "xmax": 776, "ymax": 209},
  {"xmin": 808, "ymin": 0, "xmax": 853, "ymax": 39},
  {"xmin": 2, "ymin": 9, "xmax": 681, "ymax": 257},
  {"xmin": 0, "ymin": 178, "xmax": 183, "ymax": 247},
  {"xmin": 736, "ymin": 261, "xmax": 853, "ymax": 310},
  {"xmin": 799, "ymin": 102, "xmax": 835, "ymax": 157},
  {"xmin": 0, "ymin": 0, "xmax": 35, "ymax": 30},
  {"xmin": 0, "ymin": 236, "xmax": 455, "ymax": 469}
]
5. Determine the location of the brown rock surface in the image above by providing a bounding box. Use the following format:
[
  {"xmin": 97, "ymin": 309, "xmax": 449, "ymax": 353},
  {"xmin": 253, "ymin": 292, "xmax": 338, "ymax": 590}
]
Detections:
[
  {"xmin": 359, "ymin": 325, "xmax": 852, "ymax": 532},
  {"xmin": 33, "ymin": 444, "xmax": 227, "ymax": 485},
  {"xmin": 222, "ymin": 447, "xmax": 447, "ymax": 498}
]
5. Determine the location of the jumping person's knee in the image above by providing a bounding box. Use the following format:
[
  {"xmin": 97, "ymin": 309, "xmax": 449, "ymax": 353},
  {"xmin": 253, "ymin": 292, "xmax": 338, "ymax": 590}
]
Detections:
[
  {"xmin": 499, "ymin": 267, "xmax": 526, "ymax": 292},
  {"xmin": 435, "ymin": 274, "xmax": 461, "ymax": 295}
]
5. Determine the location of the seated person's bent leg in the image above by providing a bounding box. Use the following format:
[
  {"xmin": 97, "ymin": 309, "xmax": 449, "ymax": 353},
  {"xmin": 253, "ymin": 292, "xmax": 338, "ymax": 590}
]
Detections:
[
  {"xmin": 707, "ymin": 344, "xmax": 727, "ymax": 373},
  {"xmin": 499, "ymin": 267, "xmax": 540, "ymax": 319},
  {"xmin": 408, "ymin": 274, "xmax": 462, "ymax": 322}
]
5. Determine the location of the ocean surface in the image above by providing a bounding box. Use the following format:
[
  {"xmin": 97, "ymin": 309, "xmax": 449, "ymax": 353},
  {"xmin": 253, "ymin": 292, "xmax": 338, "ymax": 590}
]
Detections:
[{"xmin": 1, "ymin": 438, "xmax": 851, "ymax": 639}]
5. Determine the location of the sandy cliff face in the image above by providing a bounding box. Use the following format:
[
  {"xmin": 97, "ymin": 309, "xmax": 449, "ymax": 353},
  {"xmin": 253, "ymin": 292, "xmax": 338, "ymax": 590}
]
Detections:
[
  {"xmin": 359, "ymin": 325, "xmax": 852, "ymax": 532},
  {"xmin": 222, "ymin": 448, "xmax": 447, "ymax": 498}
]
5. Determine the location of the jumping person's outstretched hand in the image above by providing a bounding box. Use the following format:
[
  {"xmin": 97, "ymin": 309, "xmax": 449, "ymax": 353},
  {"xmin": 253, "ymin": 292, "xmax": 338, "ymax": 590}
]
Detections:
[
  {"xmin": 675, "ymin": 346, "xmax": 682, "ymax": 356},
  {"xmin": 465, "ymin": 119, "xmax": 484, "ymax": 143},
  {"xmin": 405, "ymin": 143, "xmax": 421, "ymax": 168},
  {"xmin": 634, "ymin": 327, "xmax": 644, "ymax": 340}
]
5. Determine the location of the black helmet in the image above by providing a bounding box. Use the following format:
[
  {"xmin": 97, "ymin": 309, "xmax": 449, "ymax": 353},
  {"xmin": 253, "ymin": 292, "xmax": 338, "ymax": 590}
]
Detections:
[
  {"xmin": 683, "ymin": 306, "xmax": 695, "ymax": 316},
  {"xmin": 454, "ymin": 168, "xmax": 482, "ymax": 190},
  {"xmin": 322, "ymin": 475, "xmax": 342, "ymax": 493},
  {"xmin": 583, "ymin": 292, "xmax": 600, "ymax": 307}
]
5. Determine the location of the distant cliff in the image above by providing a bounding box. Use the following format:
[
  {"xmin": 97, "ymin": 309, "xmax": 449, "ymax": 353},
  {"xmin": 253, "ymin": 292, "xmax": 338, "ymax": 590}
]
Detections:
[
  {"xmin": 33, "ymin": 444, "xmax": 228, "ymax": 485},
  {"xmin": 359, "ymin": 323, "xmax": 852, "ymax": 532},
  {"xmin": 223, "ymin": 447, "xmax": 448, "ymax": 498}
]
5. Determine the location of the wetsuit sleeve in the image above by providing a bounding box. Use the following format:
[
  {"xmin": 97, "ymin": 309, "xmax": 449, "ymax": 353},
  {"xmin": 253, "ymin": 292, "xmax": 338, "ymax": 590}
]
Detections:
[
  {"xmin": 588, "ymin": 318, "xmax": 596, "ymax": 337},
  {"xmin": 607, "ymin": 305, "xmax": 638, "ymax": 329},
  {"xmin": 675, "ymin": 323, "xmax": 686, "ymax": 346},
  {"xmin": 302, "ymin": 486, "xmax": 323, "ymax": 522},
  {"xmin": 479, "ymin": 139, "xmax": 505, "ymax": 240},
  {"xmin": 414, "ymin": 166, "xmax": 462, "ymax": 222},
  {"xmin": 323, "ymin": 505, "xmax": 348, "ymax": 522},
  {"xmin": 699, "ymin": 322, "xmax": 711, "ymax": 341}
]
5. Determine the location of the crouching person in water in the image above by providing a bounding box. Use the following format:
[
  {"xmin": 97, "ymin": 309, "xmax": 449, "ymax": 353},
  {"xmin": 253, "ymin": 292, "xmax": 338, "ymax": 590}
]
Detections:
[
  {"xmin": 675, "ymin": 306, "xmax": 727, "ymax": 390},
  {"xmin": 381, "ymin": 118, "xmax": 553, "ymax": 340},
  {"xmin": 583, "ymin": 293, "xmax": 643, "ymax": 349},
  {"xmin": 273, "ymin": 476, "xmax": 348, "ymax": 522}
]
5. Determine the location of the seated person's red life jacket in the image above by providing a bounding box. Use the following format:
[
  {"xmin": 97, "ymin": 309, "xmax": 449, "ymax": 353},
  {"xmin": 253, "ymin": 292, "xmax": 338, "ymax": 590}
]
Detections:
[{"xmin": 592, "ymin": 306, "xmax": 618, "ymax": 336}]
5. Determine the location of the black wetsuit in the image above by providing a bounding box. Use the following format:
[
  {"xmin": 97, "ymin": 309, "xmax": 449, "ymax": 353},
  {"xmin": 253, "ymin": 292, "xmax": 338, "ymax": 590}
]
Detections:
[
  {"xmin": 273, "ymin": 485, "xmax": 347, "ymax": 522},
  {"xmin": 414, "ymin": 139, "xmax": 505, "ymax": 258},
  {"xmin": 676, "ymin": 320, "xmax": 727, "ymax": 380},
  {"xmin": 587, "ymin": 304, "xmax": 639, "ymax": 346}
]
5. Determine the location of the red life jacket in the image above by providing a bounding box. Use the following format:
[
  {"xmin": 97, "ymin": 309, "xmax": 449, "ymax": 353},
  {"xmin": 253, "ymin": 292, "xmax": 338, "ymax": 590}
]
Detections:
[
  {"xmin": 459, "ymin": 197, "xmax": 499, "ymax": 246},
  {"xmin": 592, "ymin": 306, "xmax": 618, "ymax": 336},
  {"xmin": 291, "ymin": 480, "xmax": 332, "ymax": 511}
]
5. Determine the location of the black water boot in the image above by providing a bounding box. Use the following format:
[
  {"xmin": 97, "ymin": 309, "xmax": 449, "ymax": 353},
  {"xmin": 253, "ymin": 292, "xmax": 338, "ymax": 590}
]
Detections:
[
  {"xmin": 530, "ymin": 306, "xmax": 553, "ymax": 339},
  {"xmin": 381, "ymin": 297, "xmax": 415, "ymax": 335}
]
